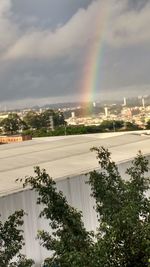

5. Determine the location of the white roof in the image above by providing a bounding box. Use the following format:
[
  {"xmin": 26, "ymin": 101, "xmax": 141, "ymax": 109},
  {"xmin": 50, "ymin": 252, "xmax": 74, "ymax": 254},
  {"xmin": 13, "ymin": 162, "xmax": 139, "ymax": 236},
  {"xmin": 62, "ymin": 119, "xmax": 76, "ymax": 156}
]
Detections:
[{"xmin": 0, "ymin": 131, "xmax": 150, "ymax": 197}]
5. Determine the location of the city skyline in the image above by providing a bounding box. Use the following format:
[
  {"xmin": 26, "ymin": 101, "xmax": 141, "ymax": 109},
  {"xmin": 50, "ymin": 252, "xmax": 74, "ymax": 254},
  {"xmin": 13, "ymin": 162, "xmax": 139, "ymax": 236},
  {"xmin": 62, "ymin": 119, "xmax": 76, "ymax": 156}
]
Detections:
[{"xmin": 0, "ymin": 0, "xmax": 150, "ymax": 109}]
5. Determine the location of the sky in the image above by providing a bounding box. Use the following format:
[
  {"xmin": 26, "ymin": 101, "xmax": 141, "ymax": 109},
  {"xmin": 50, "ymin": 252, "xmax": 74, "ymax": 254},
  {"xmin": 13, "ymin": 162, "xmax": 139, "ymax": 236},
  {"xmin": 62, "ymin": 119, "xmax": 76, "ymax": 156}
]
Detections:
[{"xmin": 0, "ymin": 0, "xmax": 150, "ymax": 109}]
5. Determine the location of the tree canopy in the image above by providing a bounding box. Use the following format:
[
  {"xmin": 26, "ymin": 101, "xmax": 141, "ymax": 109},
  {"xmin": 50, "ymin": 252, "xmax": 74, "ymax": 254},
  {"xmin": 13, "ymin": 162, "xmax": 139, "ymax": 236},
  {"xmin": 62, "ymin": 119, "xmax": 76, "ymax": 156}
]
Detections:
[
  {"xmin": 146, "ymin": 120, "xmax": 150, "ymax": 129},
  {"xmin": 0, "ymin": 210, "xmax": 34, "ymax": 267},
  {"xmin": 100, "ymin": 120, "xmax": 124, "ymax": 131},
  {"xmin": 23, "ymin": 111, "xmax": 42, "ymax": 130},
  {"xmin": 22, "ymin": 110, "xmax": 65, "ymax": 131},
  {"xmin": 88, "ymin": 147, "xmax": 150, "ymax": 267},
  {"xmin": 23, "ymin": 147, "xmax": 150, "ymax": 267},
  {"xmin": 0, "ymin": 113, "xmax": 27, "ymax": 135},
  {"xmin": 23, "ymin": 167, "xmax": 93, "ymax": 267}
]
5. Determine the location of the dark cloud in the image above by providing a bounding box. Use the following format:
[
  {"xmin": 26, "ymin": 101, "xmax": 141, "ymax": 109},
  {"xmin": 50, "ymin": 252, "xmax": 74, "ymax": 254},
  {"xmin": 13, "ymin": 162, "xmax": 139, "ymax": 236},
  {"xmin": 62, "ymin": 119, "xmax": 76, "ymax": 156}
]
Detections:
[
  {"xmin": 0, "ymin": 0, "xmax": 150, "ymax": 108},
  {"xmin": 89, "ymin": 43, "xmax": 150, "ymax": 97},
  {"xmin": 128, "ymin": 0, "xmax": 149, "ymax": 11},
  {"xmin": 1, "ymin": 42, "xmax": 150, "ymax": 104},
  {"xmin": 0, "ymin": 53, "xmax": 84, "ymax": 102},
  {"xmin": 12, "ymin": 0, "xmax": 93, "ymax": 29}
]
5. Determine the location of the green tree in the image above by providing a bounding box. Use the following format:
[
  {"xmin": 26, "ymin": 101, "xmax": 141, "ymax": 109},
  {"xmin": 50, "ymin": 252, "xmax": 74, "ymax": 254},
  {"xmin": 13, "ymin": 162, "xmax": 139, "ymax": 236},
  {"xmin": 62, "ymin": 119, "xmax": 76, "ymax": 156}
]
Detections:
[
  {"xmin": 146, "ymin": 120, "xmax": 150, "ymax": 129},
  {"xmin": 40, "ymin": 110, "xmax": 65, "ymax": 128},
  {"xmin": 23, "ymin": 110, "xmax": 65, "ymax": 131},
  {"xmin": 23, "ymin": 148, "xmax": 150, "ymax": 267},
  {"xmin": 89, "ymin": 147, "xmax": 150, "ymax": 267},
  {"xmin": 23, "ymin": 111, "xmax": 42, "ymax": 130},
  {"xmin": 23, "ymin": 167, "xmax": 94, "ymax": 267},
  {"xmin": 0, "ymin": 114, "xmax": 27, "ymax": 134},
  {"xmin": 100, "ymin": 120, "xmax": 124, "ymax": 131},
  {"xmin": 0, "ymin": 210, "xmax": 34, "ymax": 267},
  {"xmin": 125, "ymin": 121, "xmax": 140, "ymax": 131}
]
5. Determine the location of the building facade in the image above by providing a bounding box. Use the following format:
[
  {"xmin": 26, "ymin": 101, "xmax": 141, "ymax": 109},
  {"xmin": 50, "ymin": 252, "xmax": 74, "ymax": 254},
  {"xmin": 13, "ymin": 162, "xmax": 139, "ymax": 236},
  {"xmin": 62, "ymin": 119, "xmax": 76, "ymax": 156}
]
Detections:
[
  {"xmin": 0, "ymin": 135, "xmax": 32, "ymax": 144},
  {"xmin": 0, "ymin": 132, "xmax": 150, "ymax": 266}
]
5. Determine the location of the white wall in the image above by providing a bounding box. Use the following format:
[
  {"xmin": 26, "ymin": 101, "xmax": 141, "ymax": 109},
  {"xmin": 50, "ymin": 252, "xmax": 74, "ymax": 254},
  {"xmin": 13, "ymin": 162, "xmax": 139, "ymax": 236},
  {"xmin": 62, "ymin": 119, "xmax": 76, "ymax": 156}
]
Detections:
[{"xmin": 0, "ymin": 156, "xmax": 150, "ymax": 266}]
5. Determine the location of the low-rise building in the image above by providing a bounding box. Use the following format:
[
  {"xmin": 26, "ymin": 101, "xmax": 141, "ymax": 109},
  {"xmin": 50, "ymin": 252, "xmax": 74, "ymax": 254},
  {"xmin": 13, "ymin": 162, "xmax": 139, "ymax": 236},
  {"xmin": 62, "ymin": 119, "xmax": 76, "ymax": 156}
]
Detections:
[
  {"xmin": 0, "ymin": 135, "xmax": 32, "ymax": 144},
  {"xmin": 0, "ymin": 131, "xmax": 150, "ymax": 265}
]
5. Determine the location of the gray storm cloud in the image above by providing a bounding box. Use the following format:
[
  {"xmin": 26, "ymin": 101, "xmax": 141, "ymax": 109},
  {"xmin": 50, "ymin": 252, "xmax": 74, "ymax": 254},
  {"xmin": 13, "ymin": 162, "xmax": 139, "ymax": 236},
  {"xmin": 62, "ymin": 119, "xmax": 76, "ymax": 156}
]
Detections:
[
  {"xmin": 1, "ymin": 0, "xmax": 150, "ymax": 61},
  {"xmin": 0, "ymin": 0, "xmax": 150, "ymax": 108}
]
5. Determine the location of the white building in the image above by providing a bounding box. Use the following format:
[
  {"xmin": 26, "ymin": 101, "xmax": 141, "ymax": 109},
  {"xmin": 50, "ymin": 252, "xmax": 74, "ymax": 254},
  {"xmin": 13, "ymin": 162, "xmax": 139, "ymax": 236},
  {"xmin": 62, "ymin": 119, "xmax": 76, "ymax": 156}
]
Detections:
[
  {"xmin": 104, "ymin": 107, "xmax": 108, "ymax": 117},
  {"xmin": 0, "ymin": 131, "xmax": 150, "ymax": 266}
]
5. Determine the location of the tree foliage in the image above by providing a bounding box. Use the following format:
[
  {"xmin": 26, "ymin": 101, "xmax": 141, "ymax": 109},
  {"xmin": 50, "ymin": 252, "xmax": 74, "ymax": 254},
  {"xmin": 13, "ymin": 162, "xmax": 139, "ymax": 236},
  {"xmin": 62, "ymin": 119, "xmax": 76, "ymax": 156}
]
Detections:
[
  {"xmin": 146, "ymin": 120, "xmax": 150, "ymax": 129},
  {"xmin": 40, "ymin": 110, "xmax": 65, "ymax": 128},
  {"xmin": 0, "ymin": 210, "xmax": 34, "ymax": 267},
  {"xmin": 0, "ymin": 109, "xmax": 66, "ymax": 135},
  {"xmin": 125, "ymin": 121, "xmax": 141, "ymax": 131},
  {"xmin": 0, "ymin": 114, "xmax": 27, "ymax": 134},
  {"xmin": 23, "ymin": 111, "xmax": 42, "ymax": 130},
  {"xmin": 100, "ymin": 120, "xmax": 124, "ymax": 131},
  {"xmin": 89, "ymin": 147, "xmax": 150, "ymax": 267},
  {"xmin": 23, "ymin": 167, "xmax": 93, "ymax": 267},
  {"xmin": 23, "ymin": 147, "xmax": 150, "ymax": 267},
  {"xmin": 23, "ymin": 110, "xmax": 65, "ymax": 131}
]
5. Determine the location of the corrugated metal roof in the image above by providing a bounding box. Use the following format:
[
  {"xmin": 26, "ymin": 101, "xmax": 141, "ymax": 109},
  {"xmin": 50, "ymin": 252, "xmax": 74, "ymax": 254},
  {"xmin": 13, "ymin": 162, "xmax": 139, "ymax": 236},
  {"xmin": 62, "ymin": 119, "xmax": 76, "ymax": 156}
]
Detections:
[{"xmin": 0, "ymin": 131, "xmax": 150, "ymax": 197}]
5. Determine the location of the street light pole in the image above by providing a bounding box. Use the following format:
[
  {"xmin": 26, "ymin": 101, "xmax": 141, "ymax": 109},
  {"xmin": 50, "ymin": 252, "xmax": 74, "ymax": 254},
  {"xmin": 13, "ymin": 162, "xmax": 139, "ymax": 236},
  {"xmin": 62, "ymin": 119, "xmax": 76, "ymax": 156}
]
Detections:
[
  {"xmin": 64, "ymin": 124, "xmax": 67, "ymax": 136},
  {"xmin": 113, "ymin": 120, "xmax": 116, "ymax": 132}
]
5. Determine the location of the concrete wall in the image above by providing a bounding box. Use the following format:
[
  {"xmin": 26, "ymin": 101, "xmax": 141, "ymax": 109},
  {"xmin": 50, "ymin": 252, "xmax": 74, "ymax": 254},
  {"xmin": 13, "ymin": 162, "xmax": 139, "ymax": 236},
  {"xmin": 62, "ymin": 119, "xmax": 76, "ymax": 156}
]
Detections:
[{"xmin": 0, "ymin": 156, "xmax": 150, "ymax": 266}]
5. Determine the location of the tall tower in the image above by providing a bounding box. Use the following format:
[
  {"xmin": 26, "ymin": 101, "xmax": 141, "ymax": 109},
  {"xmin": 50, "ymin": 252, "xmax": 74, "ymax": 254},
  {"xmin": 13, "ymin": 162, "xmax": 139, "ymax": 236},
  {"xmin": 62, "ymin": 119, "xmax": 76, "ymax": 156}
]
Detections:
[
  {"xmin": 93, "ymin": 102, "xmax": 96, "ymax": 108},
  {"xmin": 123, "ymin": 97, "xmax": 126, "ymax": 106},
  {"xmin": 142, "ymin": 97, "xmax": 145, "ymax": 108},
  {"xmin": 138, "ymin": 95, "xmax": 147, "ymax": 108},
  {"xmin": 71, "ymin": 112, "xmax": 75, "ymax": 118},
  {"xmin": 50, "ymin": 116, "xmax": 54, "ymax": 131},
  {"xmin": 104, "ymin": 107, "xmax": 108, "ymax": 117}
]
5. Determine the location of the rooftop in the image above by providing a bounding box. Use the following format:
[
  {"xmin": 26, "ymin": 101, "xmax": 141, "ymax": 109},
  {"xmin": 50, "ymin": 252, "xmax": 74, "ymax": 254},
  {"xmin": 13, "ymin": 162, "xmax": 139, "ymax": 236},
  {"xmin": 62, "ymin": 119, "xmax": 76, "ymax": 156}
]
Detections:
[{"xmin": 0, "ymin": 130, "xmax": 150, "ymax": 197}]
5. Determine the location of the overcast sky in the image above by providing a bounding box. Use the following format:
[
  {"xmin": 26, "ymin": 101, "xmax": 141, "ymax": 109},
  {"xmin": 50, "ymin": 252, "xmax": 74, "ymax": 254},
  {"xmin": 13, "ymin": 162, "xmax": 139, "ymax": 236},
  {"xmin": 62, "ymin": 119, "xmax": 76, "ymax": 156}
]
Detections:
[{"xmin": 0, "ymin": 0, "xmax": 150, "ymax": 109}]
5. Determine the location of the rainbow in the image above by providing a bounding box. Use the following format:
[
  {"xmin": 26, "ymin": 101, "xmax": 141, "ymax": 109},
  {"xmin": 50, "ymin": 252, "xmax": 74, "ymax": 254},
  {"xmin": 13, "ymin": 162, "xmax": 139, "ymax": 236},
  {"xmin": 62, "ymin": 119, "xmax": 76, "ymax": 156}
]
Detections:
[{"xmin": 81, "ymin": 2, "xmax": 111, "ymax": 110}]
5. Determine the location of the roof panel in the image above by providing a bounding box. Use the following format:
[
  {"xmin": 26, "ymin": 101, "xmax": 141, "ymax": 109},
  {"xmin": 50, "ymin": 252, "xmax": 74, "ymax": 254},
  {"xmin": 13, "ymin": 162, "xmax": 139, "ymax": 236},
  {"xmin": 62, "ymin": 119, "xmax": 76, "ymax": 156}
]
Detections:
[{"xmin": 0, "ymin": 132, "xmax": 150, "ymax": 197}]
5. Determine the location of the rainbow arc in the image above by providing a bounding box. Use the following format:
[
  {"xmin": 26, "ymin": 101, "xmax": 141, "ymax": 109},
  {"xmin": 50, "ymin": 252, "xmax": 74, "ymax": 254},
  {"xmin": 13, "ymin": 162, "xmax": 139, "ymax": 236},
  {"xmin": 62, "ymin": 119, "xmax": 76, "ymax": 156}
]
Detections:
[{"xmin": 80, "ymin": 2, "xmax": 111, "ymax": 113}]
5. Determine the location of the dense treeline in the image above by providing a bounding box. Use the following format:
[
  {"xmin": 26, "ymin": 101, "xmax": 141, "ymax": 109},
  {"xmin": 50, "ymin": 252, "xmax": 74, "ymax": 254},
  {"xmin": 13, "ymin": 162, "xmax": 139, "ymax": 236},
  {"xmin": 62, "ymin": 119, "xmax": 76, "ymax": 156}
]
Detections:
[
  {"xmin": 21, "ymin": 120, "xmax": 146, "ymax": 137},
  {"xmin": 0, "ymin": 109, "xmax": 149, "ymax": 137},
  {"xmin": 0, "ymin": 109, "xmax": 65, "ymax": 135}
]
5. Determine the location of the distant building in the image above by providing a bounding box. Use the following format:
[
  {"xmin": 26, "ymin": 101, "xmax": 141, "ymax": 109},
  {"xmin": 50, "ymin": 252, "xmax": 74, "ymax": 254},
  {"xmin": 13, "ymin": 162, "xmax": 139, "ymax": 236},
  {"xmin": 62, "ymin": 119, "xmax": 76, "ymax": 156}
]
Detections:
[
  {"xmin": 104, "ymin": 107, "xmax": 108, "ymax": 117},
  {"xmin": 123, "ymin": 97, "xmax": 127, "ymax": 106},
  {"xmin": 0, "ymin": 114, "xmax": 8, "ymax": 121},
  {"xmin": 71, "ymin": 112, "xmax": 75, "ymax": 118},
  {"xmin": 142, "ymin": 98, "xmax": 145, "ymax": 108},
  {"xmin": 121, "ymin": 108, "xmax": 132, "ymax": 118},
  {"xmin": 0, "ymin": 132, "xmax": 150, "ymax": 265},
  {"xmin": 0, "ymin": 135, "xmax": 32, "ymax": 144},
  {"xmin": 93, "ymin": 102, "xmax": 96, "ymax": 107}
]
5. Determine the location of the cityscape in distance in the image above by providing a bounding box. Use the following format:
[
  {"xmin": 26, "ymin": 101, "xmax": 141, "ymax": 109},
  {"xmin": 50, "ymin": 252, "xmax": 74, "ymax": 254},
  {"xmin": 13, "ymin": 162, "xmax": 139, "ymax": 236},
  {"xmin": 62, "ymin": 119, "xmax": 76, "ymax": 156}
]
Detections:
[
  {"xmin": 0, "ymin": 1, "xmax": 150, "ymax": 267},
  {"xmin": 0, "ymin": 95, "xmax": 150, "ymax": 143}
]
